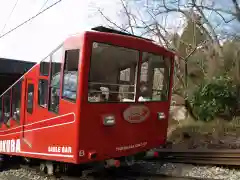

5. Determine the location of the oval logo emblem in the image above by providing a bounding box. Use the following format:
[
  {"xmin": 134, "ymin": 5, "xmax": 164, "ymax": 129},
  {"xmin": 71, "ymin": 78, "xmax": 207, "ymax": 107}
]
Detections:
[{"xmin": 123, "ymin": 105, "xmax": 150, "ymax": 123}]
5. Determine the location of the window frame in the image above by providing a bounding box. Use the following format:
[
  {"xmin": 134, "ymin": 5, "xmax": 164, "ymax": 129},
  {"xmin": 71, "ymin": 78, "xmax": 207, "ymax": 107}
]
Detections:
[
  {"xmin": 39, "ymin": 56, "xmax": 51, "ymax": 76},
  {"xmin": 48, "ymin": 45, "xmax": 64, "ymax": 113},
  {"xmin": 38, "ymin": 79, "xmax": 49, "ymax": 108},
  {"xmin": 11, "ymin": 79, "xmax": 23, "ymax": 123},
  {"xmin": 3, "ymin": 89, "xmax": 12, "ymax": 127},
  {"xmin": 138, "ymin": 52, "xmax": 172, "ymax": 102},
  {"xmin": 27, "ymin": 84, "xmax": 34, "ymax": 114},
  {"xmin": 61, "ymin": 49, "xmax": 80, "ymax": 103}
]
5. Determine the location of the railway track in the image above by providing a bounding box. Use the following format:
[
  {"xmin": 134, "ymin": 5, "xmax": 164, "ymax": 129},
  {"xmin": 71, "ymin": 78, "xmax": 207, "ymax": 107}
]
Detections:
[
  {"xmin": 107, "ymin": 168, "xmax": 219, "ymax": 180},
  {"xmin": 60, "ymin": 166, "xmax": 219, "ymax": 180},
  {"xmin": 146, "ymin": 148, "xmax": 240, "ymax": 166},
  {"xmin": 0, "ymin": 155, "xmax": 225, "ymax": 180},
  {"xmin": 13, "ymin": 163, "xmax": 217, "ymax": 180}
]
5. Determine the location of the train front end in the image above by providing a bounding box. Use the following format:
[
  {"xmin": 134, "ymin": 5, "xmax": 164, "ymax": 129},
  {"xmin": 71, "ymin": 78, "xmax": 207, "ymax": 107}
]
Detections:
[{"xmin": 78, "ymin": 27, "xmax": 174, "ymax": 165}]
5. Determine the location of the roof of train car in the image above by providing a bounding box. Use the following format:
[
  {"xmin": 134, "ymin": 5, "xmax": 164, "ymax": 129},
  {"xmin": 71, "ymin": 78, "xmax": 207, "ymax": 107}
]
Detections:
[
  {"xmin": 89, "ymin": 26, "xmax": 175, "ymax": 55},
  {"xmin": 0, "ymin": 58, "xmax": 36, "ymax": 74},
  {"xmin": 91, "ymin": 26, "xmax": 153, "ymax": 41}
]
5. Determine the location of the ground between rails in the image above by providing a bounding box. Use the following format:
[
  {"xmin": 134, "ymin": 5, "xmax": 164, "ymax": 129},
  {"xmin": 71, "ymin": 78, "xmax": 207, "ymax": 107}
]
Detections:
[{"xmin": 0, "ymin": 163, "xmax": 219, "ymax": 180}]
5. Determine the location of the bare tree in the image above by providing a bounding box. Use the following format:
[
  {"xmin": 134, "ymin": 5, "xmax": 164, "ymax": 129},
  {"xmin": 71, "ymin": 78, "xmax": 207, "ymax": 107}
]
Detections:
[{"xmin": 93, "ymin": 0, "xmax": 239, "ymax": 119}]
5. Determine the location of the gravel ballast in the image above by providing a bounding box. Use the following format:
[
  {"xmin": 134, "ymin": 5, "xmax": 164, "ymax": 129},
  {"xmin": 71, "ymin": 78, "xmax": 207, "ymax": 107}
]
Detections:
[
  {"xmin": 136, "ymin": 161, "xmax": 240, "ymax": 180},
  {"xmin": 0, "ymin": 162, "xmax": 240, "ymax": 180}
]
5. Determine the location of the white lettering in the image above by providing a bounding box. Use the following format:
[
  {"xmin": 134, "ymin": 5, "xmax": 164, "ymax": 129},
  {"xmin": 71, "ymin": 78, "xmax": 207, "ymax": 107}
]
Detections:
[
  {"xmin": 48, "ymin": 146, "xmax": 72, "ymax": 154},
  {"xmin": 3, "ymin": 141, "xmax": 6, "ymax": 152},
  {"xmin": 116, "ymin": 142, "xmax": 147, "ymax": 151},
  {"xmin": 0, "ymin": 141, "xmax": 2, "ymax": 152},
  {"xmin": 0, "ymin": 139, "xmax": 21, "ymax": 153},
  {"xmin": 16, "ymin": 139, "xmax": 21, "ymax": 152},
  {"xmin": 6, "ymin": 140, "xmax": 10, "ymax": 152},
  {"xmin": 11, "ymin": 140, "xmax": 15, "ymax": 152}
]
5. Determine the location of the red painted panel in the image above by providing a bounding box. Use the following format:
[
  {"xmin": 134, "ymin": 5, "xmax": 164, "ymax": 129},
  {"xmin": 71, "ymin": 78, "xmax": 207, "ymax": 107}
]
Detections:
[
  {"xmin": 0, "ymin": 29, "xmax": 174, "ymax": 165},
  {"xmin": 77, "ymin": 31, "xmax": 174, "ymax": 163}
]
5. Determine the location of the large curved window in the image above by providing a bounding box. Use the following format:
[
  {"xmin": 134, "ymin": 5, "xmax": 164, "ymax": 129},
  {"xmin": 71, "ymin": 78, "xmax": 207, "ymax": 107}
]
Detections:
[
  {"xmin": 88, "ymin": 42, "xmax": 138, "ymax": 103},
  {"xmin": 138, "ymin": 52, "xmax": 171, "ymax": 102}
]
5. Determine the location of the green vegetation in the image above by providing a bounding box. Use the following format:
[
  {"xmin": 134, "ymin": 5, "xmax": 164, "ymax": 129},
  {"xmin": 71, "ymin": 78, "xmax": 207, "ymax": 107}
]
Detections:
[
  {"xmin": 167, "ymin": 116, "xmax": 240, "ymax": 149},
  {"xmin": 190, "ymin": 76, "xmax": 237, "ymax": 122}
]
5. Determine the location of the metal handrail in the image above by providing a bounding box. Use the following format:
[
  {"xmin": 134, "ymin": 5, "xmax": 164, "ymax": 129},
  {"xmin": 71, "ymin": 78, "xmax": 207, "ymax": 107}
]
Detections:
[
  {"xmin": 89, "ymin": 90, "xmax": 135, "ymax": 94},
  {"xmin": 88, "ymin": 82, "xmax": 135, "ymax": 87}
]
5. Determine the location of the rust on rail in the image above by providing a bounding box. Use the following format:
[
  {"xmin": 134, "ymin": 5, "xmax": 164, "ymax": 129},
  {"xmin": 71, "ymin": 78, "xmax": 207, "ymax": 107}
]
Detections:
[{"xmin": 145, "ymin": 148, "xmax": 240, "ymax": 166}]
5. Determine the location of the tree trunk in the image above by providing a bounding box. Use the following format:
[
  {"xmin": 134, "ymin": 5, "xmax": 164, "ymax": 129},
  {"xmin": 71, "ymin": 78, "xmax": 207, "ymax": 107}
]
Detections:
[{"xmin": 185, "ymin": 99, "xmax": 197, "ymax": 120}]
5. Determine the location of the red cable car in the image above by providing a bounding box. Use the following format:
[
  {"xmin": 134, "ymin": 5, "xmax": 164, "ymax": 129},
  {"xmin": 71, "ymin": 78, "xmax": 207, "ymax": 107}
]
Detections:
[{"xmin": 0, "ymin": 26, "xmax": 174, "ymax": 173}]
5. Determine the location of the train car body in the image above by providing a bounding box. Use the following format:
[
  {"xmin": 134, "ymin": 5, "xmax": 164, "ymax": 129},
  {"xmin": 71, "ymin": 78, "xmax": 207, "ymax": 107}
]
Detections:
[{"xmin": 0, "ymin": 27, "xmax": 174, "ymax": 166}]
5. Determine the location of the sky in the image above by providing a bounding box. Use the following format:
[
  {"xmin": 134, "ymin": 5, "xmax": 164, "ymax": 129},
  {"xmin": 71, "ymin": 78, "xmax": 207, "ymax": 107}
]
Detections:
[
  {"xmin": 0, "ymin": 0, "xmax": 237, "ymax": 63},
  {"xmin": 0, "ymin": 0, "xmax": 123, "ymax": 62}
]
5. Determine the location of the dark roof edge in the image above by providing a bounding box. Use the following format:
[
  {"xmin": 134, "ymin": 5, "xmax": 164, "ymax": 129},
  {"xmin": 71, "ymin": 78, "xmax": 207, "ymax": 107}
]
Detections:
[
  {"xmin": 91, "ymin": 26, "xmax": 153, "ymax": 42},
  {"xmin": 0, "ymin": 57, "xmax": 36, "ymax": 64}
]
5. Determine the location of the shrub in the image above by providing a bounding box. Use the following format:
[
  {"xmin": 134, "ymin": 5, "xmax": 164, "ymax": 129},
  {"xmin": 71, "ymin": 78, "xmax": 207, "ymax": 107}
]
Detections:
[{"xmin": 190, "ymin": 75, "xmax": 237, "ymax": 122}]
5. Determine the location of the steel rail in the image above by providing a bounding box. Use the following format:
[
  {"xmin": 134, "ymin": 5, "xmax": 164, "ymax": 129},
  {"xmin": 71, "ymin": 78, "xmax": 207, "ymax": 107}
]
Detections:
[{"xmin": 146, "ymin": 148, "xmax": 240, "ymax": 166}]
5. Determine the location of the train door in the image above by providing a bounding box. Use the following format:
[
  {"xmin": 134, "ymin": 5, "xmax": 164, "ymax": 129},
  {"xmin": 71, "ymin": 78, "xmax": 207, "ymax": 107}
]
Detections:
[{"xmin": 22, "ymin": 79, "xmax": 35, "ymax": 148}]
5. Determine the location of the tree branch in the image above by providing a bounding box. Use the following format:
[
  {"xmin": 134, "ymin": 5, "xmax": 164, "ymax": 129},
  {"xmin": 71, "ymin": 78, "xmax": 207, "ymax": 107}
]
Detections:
[
  {"xmin": 98, "ymin": 8, "xmax": 130, "ymax": 33},
  {"xmin": 191, "ymin": 0, "xmax": 224, "ymax": 59},
  {"xmin": 120, "ymin": 0, "xmax": 135, "ymax": 34}
]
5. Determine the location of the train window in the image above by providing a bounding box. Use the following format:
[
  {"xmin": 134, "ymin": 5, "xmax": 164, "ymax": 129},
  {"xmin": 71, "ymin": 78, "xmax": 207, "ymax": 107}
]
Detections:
[
  {"xmin": 3, "ymin": 90, "xmax": 11, "ymax": 126},
  {"xmin": 49, "ymin": 46, "xmax": 63, "ymax": 113},
  {"xmin": 138, "ymin": 52, "xmax": 171, "ymax": 102},
  {"xmin": 88, "ymin": 42, "xmax": 138, "ymax": 103},
  {"xmin": 12, "ymin": 80, "xmax": 22, "ymax": 122},
  {"xmin": 27, "ymin": 84, "xmax": 34, "ymax": 114},
  {"xmin": 40, "ymin": 56, "xmax": 50, "ymax": 76},
  {"xmin": 0, "ymin": 97, "xmax": 2, "ymax": 124},
  {"xmin": 62, "ymin": 49, "xmax": 79, "ymax": 102},
  {"xmin": 38, "ymin": 79, "xmax": 48, "ymax": 108}
]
